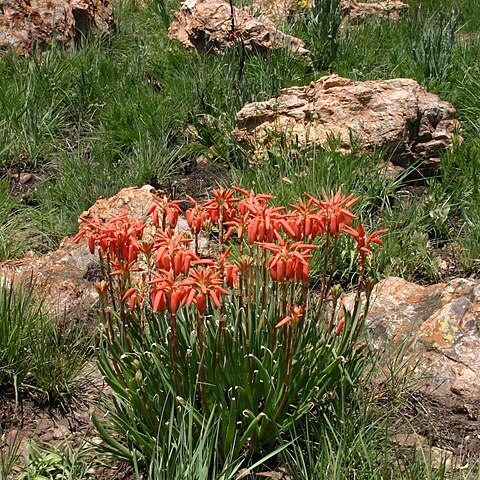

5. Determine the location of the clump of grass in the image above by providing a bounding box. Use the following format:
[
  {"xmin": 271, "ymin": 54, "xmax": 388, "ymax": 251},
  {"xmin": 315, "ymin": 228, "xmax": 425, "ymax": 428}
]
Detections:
[
  {"xmin": 300, "ymin": 0, "xmax": 342, "ymax": 70},
  {"xmin": 17, "ymin": 440, "xmax": 100, "ymax": 480},
  {"xmin": 0, "ymin": 278, "xmax": 94, "ymax": 405},
  {"xmin": 409, "ymin": 10, "xmax": 458, "ymax": 83}
]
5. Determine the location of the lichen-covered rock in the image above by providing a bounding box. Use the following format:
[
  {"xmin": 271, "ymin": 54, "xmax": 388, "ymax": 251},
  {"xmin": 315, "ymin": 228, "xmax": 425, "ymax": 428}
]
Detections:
[
  {"xmin": 168, "ymin": 0, "xmax": 312, "ymax": 61},
  {"xmin": 344, "ymin": 277, "xmax": 480, "ymax": 403},
  {"xmin": 234, "ymin": 74, "xmax": 459, "ymax": 167},
  {"xmin": 0, "ymin": 0, "xmax": 112, "ymax": 55}
]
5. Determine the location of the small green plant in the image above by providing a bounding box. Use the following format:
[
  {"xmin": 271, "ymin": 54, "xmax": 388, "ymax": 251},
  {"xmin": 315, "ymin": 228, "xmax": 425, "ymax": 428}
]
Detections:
[
  {"xmin": 301, "ymin": 0, "xmax": 342, "ymax": 70},
  {"xmin": 75, "ymin": 186, "xmax": 386, "ymax": 471},
  {"xmin": 18, "ymin": 440, "xmax": 99, "ymax": 480},
  {"xmin": 28, "ymin": 320, "xmax": 94, "ymax": 405},
  {"xmin": 0, "ymin": 431, "xmax": 22, "ymax": 480}
]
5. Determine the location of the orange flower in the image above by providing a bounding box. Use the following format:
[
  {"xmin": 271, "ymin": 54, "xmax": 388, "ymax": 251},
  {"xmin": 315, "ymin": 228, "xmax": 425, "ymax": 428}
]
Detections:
[
  {"xmin": 283, "ymin": 197, "xmax": 325, "ymax": 241},
  {"xmin": 204, "ymin": 188, "xmax": 239, "ymax": 224},
  {"xmin": 154, "ymin": 230, "xmax": 197, "ymax": 277},
  {"xmin": 225, "ymin": 213, "xmax": 250, "ymax": 241},
  {"xmin": 225, "ymin": 263, "xmax": 239, "ymax": 288},
  {"xmin": 234, "ymin": 187, "xmax": 274, "ymax": 216},
  {"xmin": 73, "ymin": 210, "xmax": 145, "ymax": 261},
  {"xmin": 246, "ymin": 206, "xmax": 285, "ymax": 244},
  {"xmin": 147, "ymin": 195, "xmax": 183, "ymax": 230},
  {"xmin": 258, "ymin": 234, "xmax": 317, "ymax": 282},
  {"xmin": 335, "ymin": 318, "xmax": 345, "ymax": 336},
  {"xmin": 185, "ymin": 196, "xmax": 210, "ymax": 234},
  {"xmin": 181, "ymin": 266, "xmax": 229, "ymax": 313},
  {"xmin": 308, "ymin": 189, "xmax": 358, "ymax": 235},
  {"xmin": 149, "ymin": 271, "xmax": 187, "ymax": 314},
  {"xmin": 276, "ymin": 304, "xmax": 306, "ymax": 328},
  {"xmin": 122, "ymin": 286, "xmax": 144, "ymax": 313},
  {"xmin": 343, "ymin": 223, "xmax": 388, "ymax": 265}
]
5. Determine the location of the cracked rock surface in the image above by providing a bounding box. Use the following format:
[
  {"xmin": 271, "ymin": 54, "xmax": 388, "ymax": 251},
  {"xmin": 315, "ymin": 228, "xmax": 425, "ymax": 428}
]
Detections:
[
  {"xmin": 340, "ymin": 0, "xmax": 408, "ymax": 24},
  {"xmin": 235, "ymin": 74, "xmax": 459, "ymax": 168},
  {"xmin": 249, "ymin": 0, "xmax": 407, "ymax": 27},
  {"xmin": 168, "ymin": 0, "xmax": 312, "ymax": 61},
  {"xmin": 0, "ymin": 0, "xmax": 112, "ymax": 55}
]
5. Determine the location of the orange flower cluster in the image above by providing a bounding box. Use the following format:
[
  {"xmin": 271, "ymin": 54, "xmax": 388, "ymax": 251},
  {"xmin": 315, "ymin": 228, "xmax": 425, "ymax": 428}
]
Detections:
[{"xmin": 73, "ymin": 187, "xmax": 386, "ymax": 323}]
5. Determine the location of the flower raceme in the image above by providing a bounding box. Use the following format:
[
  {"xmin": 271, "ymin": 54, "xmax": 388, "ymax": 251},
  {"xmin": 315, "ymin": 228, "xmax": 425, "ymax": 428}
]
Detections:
[
  {"xmin": 343, "ymin": 223, "xmax": 388, "ymax": 265},
  {"xmin": 147, "ymin": 194, "xmax": 182, "ymax": 230},
  {"xmin": 73, "ymin": 187, "xmax": 385, "ymax": 318},
  {"xmin": 258, "ymin": 234, "xmax": 317, "ymax": 283},
  {"xmin": 181, "ymin": 266, "xmax": 229, "ymax": 313},
  {"xmin": 308, "ymin": 189, "xmax": 358, "ymax": 235}
]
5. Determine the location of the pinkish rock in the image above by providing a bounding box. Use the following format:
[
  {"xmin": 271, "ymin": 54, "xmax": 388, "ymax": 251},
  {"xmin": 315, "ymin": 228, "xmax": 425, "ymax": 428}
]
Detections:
[
  {"xmin": 234, "ymin": 74, "xmax": 459, "ymax": 168},
  {"xmin": 0, "ymin": 0, "xmax": 113, "ymax": 55},
  {"xmin": 344, "ymin": 277, "xmax": 480, "ymax": 403},
  {"xmin": 168, "ymin": 0, "xmax": 312, "ymax": 61}
]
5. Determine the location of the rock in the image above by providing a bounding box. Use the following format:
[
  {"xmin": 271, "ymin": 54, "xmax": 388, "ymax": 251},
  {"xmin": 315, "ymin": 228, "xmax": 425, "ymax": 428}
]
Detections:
[
  {"xmin": 344, "ymin": 277, "xmax": 480, "ymax": 403},
  {"xmin": 18, "ymin": 173, "xmax": 33, "ymax": 184},
  {"xmin": 0, "ymin": 186, "xmax": 159, "ymax": 318},
  {"xmin": 234, "ymin": 74, "xmax": 459, "ymax": 168},
  {"xmin": 340, "ymin": 0, "xmax": 408, "ymax": 25},
  {"xmin": 0, "ymin": 0, "xmax": 113, "ymax": 55},
  {"xmin": 168, "ymin": 0, "xmax": 312, "ymax": 61},
  {"xmin": 0, "ymin": 186, "xmax": 207, "ymax": 319},
  {"xmin": 248, "ymin": 0, "xmax": 407, "ymax": 27}
]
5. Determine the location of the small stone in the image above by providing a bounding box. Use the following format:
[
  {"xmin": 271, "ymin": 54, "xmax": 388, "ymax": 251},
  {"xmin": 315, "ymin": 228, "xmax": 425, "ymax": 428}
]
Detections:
[
  {"xmin": 18, "ymin": 173, "xmax": 33, "ymax": 184},
  {"xmin": 430, "ymin": 446, "xmax": 455, "ymax": 471}
]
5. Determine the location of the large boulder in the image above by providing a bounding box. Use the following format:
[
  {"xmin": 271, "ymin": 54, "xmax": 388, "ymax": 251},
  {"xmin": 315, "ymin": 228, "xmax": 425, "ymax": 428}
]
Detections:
[
  {"xmin": 234, "ymin": 74, "xmax": 459, "ymax": 167},
  {"xmin": 168, "ymin": 0, "xmax": 312, "ymax": 61},
  {"xmin": 0, "ymin": 0, "xmax": 113, "ymax": 55},
  {"xmin": 344, "ymin": 277, "xmax": 480, "ymax": 404}
]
